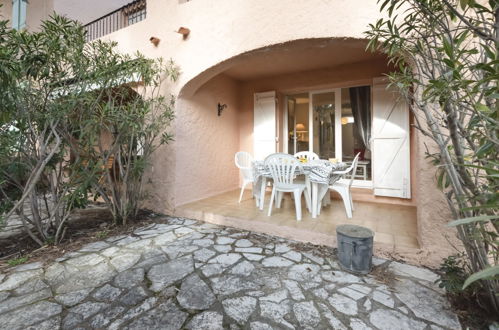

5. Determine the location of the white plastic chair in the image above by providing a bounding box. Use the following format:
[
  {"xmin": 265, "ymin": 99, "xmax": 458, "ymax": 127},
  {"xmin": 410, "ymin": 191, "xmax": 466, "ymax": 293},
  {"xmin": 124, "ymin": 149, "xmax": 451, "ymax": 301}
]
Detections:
[
  {"xmin": 293, "ymin": 151, "xmax": 320, "ymax": 161},
  {"xmin": 234, "ymin": 151, "xmax": 254, "ymax": 203},
  {"xmin": 292, "ymin": 151, "xmax": 318, "ymax": 204},
  {"xmin": 265, "ymin": 153, "xmax": 311, "ymax": 221},
  {"xmin": 328, "ymin": 152, "xmax": 360, "ymax": 218}
]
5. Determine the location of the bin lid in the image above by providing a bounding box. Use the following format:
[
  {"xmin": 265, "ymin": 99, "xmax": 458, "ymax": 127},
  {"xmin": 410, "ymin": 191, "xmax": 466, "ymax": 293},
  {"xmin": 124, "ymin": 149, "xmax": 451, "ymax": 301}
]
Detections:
[{"xmin": 336, "ymin": 224, "xmax": 374, "ymax": 239}]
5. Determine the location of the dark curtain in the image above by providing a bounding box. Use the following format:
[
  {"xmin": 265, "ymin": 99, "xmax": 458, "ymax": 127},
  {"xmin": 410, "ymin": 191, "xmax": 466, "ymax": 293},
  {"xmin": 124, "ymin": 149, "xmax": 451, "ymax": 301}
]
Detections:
[{"xmin": 349, "ymin": 86, "xmax": 371, "ymax": 151}]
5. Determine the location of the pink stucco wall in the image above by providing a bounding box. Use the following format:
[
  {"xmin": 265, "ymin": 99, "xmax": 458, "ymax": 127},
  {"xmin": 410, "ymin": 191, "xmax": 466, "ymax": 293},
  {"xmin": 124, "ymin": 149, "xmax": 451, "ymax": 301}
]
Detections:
[
  {"xmin": 0, "ymin": 0, "xmax": 12, "ymax": 23},
  {"xmin": 174, "ymin": 74, "xmax": 241, "ymax": 206},
  {"xmin": 414, "ymin": 131, "xmax": 459, "ymax": 265},
  {"xmin": 75, "ymin": 0, "xmax": 387, "ymax": 97},
  {"xmin": 26, "ymin": 0, "xmax": 53, "ymax": 31}
]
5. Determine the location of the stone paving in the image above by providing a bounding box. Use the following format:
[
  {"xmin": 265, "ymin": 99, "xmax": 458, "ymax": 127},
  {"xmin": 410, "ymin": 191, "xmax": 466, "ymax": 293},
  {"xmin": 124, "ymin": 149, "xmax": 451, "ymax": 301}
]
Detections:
[{"xmin": 0, "ymin": 216, "xmax": 461, "ymax": 329}]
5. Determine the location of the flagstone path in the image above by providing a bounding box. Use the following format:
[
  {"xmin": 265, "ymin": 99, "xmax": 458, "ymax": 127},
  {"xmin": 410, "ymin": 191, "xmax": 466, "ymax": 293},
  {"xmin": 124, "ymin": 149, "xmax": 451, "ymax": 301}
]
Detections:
[{"xmin": 0, "ymin": 216, "xmax": 460, "ymax": 329}]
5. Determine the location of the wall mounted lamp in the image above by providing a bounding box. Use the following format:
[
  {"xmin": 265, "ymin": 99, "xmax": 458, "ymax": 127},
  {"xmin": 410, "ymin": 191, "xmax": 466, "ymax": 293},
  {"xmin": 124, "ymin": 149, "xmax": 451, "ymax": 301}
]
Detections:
[{"xmin": 217, "ymin": 103, "xmax": 227, "ymax": 116}]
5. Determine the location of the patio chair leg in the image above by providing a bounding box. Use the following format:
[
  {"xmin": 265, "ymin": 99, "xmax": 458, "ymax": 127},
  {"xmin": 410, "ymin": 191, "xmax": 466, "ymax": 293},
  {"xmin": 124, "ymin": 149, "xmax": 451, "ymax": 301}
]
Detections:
[
  {"xmin": 337, "ymin": 188, "xmax": 352, "ymax": 219},
  {"xmin": 305, "ymin": 175, "xmax": 311, "ymax": 206},
  {"xmin": 293, "ymin": 190, "xmax": 302, "ymax": 221},
  {"xmin": 239, "ymin": 181, "xmax": 248, "ymax": 203},
  {"xmin": 267, "ymin": 187, "xmax": 276, "ymax": 217},
  {"xmin": 323, "ymin": 191, "xmax": 331, "ymax": 206},
  {"xmin": 259, "ymin": 177, "xmax": 267, "ymax": 211},
  {"xmin": 276, "ymin": 191, "xmax": 284, "ymax": 208},
  {"xmin": 304, "ymin": 188, "xmax": 311, "ymax": 213},
  {"xmin": 317, "ymin": 185, "xmax": 328, "ymax": 216},
  {"xmin": 350, "ymin": 194, "xmax": 354, "ymax": 211}
]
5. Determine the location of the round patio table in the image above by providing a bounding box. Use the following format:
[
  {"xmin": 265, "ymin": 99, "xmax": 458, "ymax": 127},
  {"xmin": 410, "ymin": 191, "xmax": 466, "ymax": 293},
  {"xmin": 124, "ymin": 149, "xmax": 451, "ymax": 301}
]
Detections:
[{"xmin": 252, "ymin": 159, "xmax": 347, "ymax": 218}]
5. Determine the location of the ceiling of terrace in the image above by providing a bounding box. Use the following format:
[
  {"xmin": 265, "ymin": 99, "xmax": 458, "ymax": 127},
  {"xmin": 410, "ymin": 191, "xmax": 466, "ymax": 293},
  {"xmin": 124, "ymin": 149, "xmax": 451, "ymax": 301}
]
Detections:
[{"xmin": 223, "ymin": 38, "xmax": 388, "ymax": 81}]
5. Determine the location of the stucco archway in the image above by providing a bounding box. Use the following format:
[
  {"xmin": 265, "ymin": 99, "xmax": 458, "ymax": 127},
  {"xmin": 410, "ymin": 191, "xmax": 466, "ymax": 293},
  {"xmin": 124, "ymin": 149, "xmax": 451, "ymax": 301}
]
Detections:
[
  {"xmin": 174, "ymin": 37, "xmax": 392, "ymax": 207},
  {"xmin": 178, "ymin": 38, "xmax": 389, "ymax": 98}
]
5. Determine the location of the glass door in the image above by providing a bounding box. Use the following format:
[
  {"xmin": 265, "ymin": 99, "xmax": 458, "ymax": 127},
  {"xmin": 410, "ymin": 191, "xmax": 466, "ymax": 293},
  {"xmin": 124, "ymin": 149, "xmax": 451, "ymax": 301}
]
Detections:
[
  {"xmin": 286, "ymin": 93, "xmax": 310, "ymax": 155},
  {"xmin": 310, "ymin": 89, "xmax": 341, "ymax": 160},
  {"xmin": 285, "ymin": 87, "xmax": 372, "ymax": 187},
  {"xmin": 341, "ymin": 87, "xmax": 372, "ymax": 184}
]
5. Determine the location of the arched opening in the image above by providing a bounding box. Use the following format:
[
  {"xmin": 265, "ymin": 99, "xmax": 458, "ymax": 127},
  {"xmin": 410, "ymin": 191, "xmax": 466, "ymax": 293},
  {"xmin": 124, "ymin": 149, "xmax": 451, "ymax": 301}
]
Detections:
[{"xmin": 174, "ymin": 38, "xmax": 419, "ymax": 254}]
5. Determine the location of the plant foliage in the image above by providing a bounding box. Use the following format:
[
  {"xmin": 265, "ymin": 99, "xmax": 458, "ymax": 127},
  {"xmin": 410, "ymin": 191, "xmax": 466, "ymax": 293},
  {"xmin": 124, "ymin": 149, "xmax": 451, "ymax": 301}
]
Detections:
[
  {"xmin": 0, "ymin": 14, "xmax": 178, "ymax": 244},
  {"xmin": 367, "ymin": 0, "xmax": 499, "ymax": 313}
]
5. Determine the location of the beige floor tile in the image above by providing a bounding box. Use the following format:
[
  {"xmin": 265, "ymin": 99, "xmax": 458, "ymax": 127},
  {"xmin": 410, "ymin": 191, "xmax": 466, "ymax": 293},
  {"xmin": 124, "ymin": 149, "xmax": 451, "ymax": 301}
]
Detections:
[
  {"xmin": 360, "ymin": 220, "xmax": 377, "ymax": 233},
  {"xmin": 374, "ymin": 232, "xmax": 395, "ymax": 246}
]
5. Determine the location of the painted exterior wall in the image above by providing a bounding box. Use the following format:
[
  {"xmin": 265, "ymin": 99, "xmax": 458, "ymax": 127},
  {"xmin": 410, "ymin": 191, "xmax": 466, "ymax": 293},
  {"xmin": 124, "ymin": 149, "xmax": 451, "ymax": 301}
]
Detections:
[
  {"xmin": 84, "ymin": 0, "xmax": 389, "ymax": 213},
  {"xmin": 0, "ymin": 0, "xmax": 12, "ymax": 23},
  {"xmin": 0, "ymin": 0, "xmax": 53, "ymax": 31},
  {"xmin": 174, "ymin": 74, "xmax": 241, "ymax": 206},
  {"xmin": 26, "ymin": 0, "xmax": 53, "ymax": 31},
  {"xmin": 7, "ymin": 0, "xmax": 457, "ymax": 267}
]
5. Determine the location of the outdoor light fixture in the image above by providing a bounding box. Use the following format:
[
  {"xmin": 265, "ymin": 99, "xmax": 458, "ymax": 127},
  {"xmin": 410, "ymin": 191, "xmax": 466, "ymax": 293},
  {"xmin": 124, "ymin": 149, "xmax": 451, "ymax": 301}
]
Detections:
[
  {"xmin": 149, "ymin": 36, "xmax": 160, "ymax": 47},
  {"xmin": 176, "ymin": 27, "xmax": 190, "ymax": 39},
  {"xmin": 217, "ymin": 103, "xmax": 227, "ymax": 116}
]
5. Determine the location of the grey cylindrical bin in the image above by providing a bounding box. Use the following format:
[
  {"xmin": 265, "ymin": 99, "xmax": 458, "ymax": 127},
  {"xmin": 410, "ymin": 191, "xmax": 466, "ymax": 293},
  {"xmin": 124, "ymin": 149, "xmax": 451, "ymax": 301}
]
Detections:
[{"xmin": 336, "ymin": 224, "xmax": 374, "ymax": 275}]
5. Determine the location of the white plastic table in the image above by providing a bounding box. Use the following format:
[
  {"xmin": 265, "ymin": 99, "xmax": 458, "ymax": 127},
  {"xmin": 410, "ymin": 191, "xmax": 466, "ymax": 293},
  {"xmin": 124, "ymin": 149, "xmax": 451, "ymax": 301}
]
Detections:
[{"xmin": 252, "ymin": 159, "xmax": 347, "ymax": 218}]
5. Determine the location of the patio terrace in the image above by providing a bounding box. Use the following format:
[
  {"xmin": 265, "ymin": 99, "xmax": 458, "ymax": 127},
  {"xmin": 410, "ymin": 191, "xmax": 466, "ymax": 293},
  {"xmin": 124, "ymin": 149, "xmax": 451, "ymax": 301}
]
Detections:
[{"xmin": 176, "ymin": 189, "xmax": 419, "ymax": 252}]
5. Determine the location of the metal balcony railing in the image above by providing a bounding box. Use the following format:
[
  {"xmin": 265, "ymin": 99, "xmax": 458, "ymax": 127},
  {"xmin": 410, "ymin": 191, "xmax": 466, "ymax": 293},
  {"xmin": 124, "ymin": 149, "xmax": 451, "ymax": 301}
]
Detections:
[{"xmin": 84, "ymin": 0, "xmax": 146, "ymax": 42}]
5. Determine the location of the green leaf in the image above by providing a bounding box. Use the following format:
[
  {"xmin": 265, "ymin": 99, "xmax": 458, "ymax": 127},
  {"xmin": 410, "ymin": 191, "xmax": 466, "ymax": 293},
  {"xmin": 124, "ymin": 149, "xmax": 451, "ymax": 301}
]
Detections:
[
  {"xmin": 442, "ymin": 37, "xmax": 453, "ymax": 58},
  {"xmin": 437, "ymin": 169, "xmax": 449, "ymax": 190},
  {"xmin": 462, "ymin": 204, "xmax": 499, "ymax": 211},
  {"xmin": 476, "ymin": 141, "xmax": 494, "ymax": 158},
  {"xmin": 481, "ymin": 44, "xmax": 495, "ymax": 60},
  {"xmin": 380, "ymin": 0, "xmax": 391, "ymax": 12},
  {"xmin": 459, "ymin": 0, "xmax": 470, "ymax": 9},
  {"xmin": 463, "ymin": 265, "xmax": 499, "ymax": 289},
  {"xmin": 448, "ymin": 215, "xmax": 498, "ymax": 227},
  {"xmin": 475, "ymin": 104, "xmax": 491, "ymax": 113}
]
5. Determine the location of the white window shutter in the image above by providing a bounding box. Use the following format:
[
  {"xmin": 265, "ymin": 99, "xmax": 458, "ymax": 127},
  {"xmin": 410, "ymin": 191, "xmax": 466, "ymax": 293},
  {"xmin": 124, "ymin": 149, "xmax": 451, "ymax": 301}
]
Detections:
[
  {"xmin": 254, "ymin": 91, "xmax": 276, "ymax": 160},
  {"xmin": 12, "ymin": 0, "xmax": 20, "ymax": 29},
  {"xmin": 19, "ymin": 0, "xmax": 27, "ymax": 30},
  {"xmin": 11, "ymin": 0, "xmax": 26, "ymax": 30},
  {"xmin": 372, "ymin": 78, "xmax": 411, "ymax": 198}
]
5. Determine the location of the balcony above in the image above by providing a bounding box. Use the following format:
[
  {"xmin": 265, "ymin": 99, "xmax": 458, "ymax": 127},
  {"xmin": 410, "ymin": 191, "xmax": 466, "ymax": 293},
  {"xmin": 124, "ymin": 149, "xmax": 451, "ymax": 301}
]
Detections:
[{"xmin": 83, "ymin": 0, "xmax": 146, "ymax": 41}]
